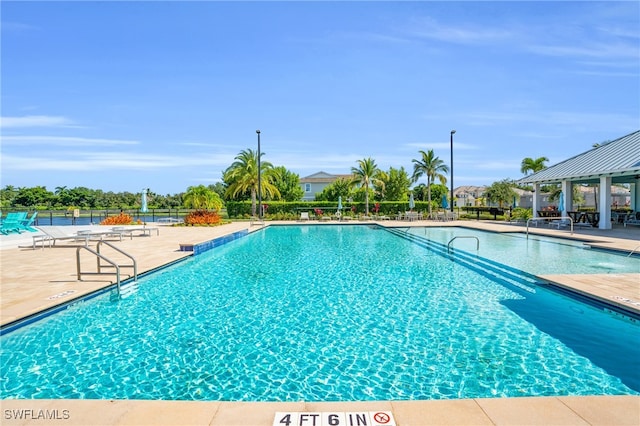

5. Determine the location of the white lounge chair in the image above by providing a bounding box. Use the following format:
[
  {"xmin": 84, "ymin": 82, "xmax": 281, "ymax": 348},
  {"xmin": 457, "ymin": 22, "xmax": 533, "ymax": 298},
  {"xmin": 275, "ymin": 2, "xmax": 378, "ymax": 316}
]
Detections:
[
  {"xmin": 32, "ymin": 226, "xmax": 102, "ymax": 249},
  {"xmin": 299, "ymin": 212, "xmax": 310, "ymax": 221},
  {"xmin": 548, "ymin": 218, "xmax": 571, "ymax": 229},
  {"xmin": 110, "ymin": 226, "xmax": 159, "ymax": 238},
  {"xmin": 32, "ymin": 226, "xmax": 131, "ymax": 249}
]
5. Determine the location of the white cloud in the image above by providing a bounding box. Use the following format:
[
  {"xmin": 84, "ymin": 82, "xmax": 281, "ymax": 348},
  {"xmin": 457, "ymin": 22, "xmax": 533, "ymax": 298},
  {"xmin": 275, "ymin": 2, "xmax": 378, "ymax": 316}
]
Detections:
[
  {"xmin": 528, "ymin": 42, "xmax": 639, "ymax": 60},
  {"xmin": 1, "ymin": 136, "xmax": 140, "ymax": 146},
  {"xmin": 1, "ymin": 151, "xmax": 236, "ymax": 172},
  {"xmin": 0, "ymin": 21, "xmax": 39, "ymax": 32},
  {"xmin": 408, "ymin": 17, "xmax": 513, "ymax": 45},
  {"xmin": 0, "ymin": 116, "xmax": 76, "ymax": 128}
]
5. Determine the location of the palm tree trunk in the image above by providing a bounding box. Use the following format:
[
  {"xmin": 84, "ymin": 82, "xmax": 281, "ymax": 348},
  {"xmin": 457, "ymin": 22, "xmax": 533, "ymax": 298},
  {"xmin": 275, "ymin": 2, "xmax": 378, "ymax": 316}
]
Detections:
[
  {"xmin": 365, "ymin": 186, "xmax": 369, "ymax": 215},
  {"xmin": 427, "ymin": 178, "xmax": 432, "ymax": 218},
  {"xmin": 251, "ymin": 189, "xmax": 257, "ymax": 217}
]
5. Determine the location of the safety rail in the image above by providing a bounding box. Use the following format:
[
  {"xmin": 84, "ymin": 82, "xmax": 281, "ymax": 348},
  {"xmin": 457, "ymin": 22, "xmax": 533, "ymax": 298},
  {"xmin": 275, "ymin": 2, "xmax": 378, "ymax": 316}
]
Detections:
[
  {"xmin": 250, "ymin": 216, "xmax": 265, "ymax": 227},
  {"xmin": 76, "ymin": 241, "xmax": 137, "ymax": 296},
  {"xmin": 447, "ymin": 236, "xmax": 479, "ymax": 253},
  {"xmin": 526, "ymin": 216, "xmax": 573, "ymax": 239},
  {"xmin": 629, "ymin": 245, "xmax": 640, "ymax": 257}
]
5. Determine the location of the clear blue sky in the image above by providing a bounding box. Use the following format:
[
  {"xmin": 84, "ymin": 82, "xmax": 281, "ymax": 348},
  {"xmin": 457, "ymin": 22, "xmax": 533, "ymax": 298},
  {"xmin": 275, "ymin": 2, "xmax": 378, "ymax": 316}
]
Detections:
[{"xmin": 2, "ymin": 1, "xmax": 638, "ymax": 195}]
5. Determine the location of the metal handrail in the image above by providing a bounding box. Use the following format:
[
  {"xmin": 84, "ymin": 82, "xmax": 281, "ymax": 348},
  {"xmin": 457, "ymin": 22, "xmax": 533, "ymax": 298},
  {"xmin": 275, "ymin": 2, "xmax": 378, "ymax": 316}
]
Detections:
[
  {"xmin": 526, "ymin": 216, "xmax": 573, "ymax": 239},
  {"xmin": 447, "ymin": 236, "xmax": 479, "ymax": 253},
  {"xmin": 97, "ymin": 240, "xmax": 137, "ymax": 282},
  {"xmin": 76, "ymin": 241, "xmax": 137, "ymax": 296},
  {"xmin": 76, "ymin": 246, "xmax": 122, "ymax": 293},
  {"xmin": 629, "ymin": 245, "xmax": 640, "ymax": 257}
]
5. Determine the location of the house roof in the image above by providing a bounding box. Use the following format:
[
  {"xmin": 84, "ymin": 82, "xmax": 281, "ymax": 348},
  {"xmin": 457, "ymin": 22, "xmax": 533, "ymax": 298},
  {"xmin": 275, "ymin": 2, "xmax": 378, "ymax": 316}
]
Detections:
[
  {"xmin": 518, "ymin": 130, "xmax": 640, "ymax": 185},
  {"xmin": 300, "ymin": 171, "xmax": 354, "ymax": 183}
]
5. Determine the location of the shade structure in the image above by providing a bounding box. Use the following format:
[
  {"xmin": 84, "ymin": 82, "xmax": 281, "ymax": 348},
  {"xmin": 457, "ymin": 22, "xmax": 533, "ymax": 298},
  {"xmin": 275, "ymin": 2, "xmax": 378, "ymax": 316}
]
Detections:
[
  {"xmin": 338, "ymin": 196, "xmax": 342, "ymax": 211},
  {"xmin": 141, "ymin": 189, "xmax": 148, "ymax": 213},
  {"xmin": 558, "ymin": 191, "xmax": 565, "ymax": 213},
  {"xmin": 409, "ymin": 193, "xmax": 415, "ymax": 210},
  {"xmin": 441, "ymin": 194, "xmax": 449, "ymax": 209}
]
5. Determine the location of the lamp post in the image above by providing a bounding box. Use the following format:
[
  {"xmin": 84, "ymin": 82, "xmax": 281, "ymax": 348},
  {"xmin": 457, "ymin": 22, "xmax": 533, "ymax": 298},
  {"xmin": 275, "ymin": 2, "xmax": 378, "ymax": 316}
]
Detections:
[
  {"xmin": 256, "ymin": 130, "xmax": 262, "ymax": 219},
  {"xmin": 450, "ymin": 130, "xmax": 456, "ymax": 213}
]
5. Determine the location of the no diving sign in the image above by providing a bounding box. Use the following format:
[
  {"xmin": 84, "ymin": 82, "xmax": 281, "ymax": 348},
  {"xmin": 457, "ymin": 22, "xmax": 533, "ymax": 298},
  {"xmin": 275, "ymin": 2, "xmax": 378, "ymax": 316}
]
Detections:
[{"xmin": 273, "ymin": 411, "xmax": 396, "ymax": 426}]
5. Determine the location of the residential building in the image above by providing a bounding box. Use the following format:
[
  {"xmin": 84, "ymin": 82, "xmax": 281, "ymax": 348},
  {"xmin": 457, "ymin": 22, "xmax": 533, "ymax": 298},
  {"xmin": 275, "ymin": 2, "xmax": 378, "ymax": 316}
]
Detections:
[{"xmin": 299, "ymin": 171, "xmax": 354, "ymax": 201}]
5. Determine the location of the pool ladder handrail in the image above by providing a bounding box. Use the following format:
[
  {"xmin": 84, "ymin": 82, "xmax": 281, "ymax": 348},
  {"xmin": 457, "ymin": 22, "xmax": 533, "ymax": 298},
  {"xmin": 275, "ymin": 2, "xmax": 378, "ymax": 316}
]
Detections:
[
  {"xmin": 629, "ymin": 245, "xmax": 640, "ymax": 257},
  {"xmin": 526, "ymin": 216, "xmax": 574, "ymax": 239},
  {"xmin": 447, "ymin": 236, "xmax": 480, "ymax": 253},
  {"xmin": 76, "ymin": 240, "xmax": 137, "ymax": 295}
]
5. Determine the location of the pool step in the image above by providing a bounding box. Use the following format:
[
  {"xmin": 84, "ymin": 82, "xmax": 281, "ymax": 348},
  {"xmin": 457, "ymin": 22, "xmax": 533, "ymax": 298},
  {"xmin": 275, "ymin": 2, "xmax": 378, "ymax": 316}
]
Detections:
[{"xmin": 386, "ymin": 228, "xmax": 539, "ymax": 293}]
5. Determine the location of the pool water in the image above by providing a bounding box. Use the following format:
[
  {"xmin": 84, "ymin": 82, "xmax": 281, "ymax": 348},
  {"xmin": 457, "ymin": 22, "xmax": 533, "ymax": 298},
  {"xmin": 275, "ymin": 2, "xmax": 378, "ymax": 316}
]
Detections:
[
  {"xmin": 405, "ymin": 227, "xmax": 640, "ymax": 275},
  {"xmin": 1, "ymin": 225, "xmax": 638, "ymax": 401}
]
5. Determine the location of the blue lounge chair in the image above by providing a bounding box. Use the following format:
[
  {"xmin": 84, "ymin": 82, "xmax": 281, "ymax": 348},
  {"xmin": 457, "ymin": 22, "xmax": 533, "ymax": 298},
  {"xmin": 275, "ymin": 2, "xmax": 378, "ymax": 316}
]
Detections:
[
  {"xmin": 0, "ymin": 212, "xmax": 27, "ymax": 235},
  {"xmin": 18, "ymin": 212, "xmax": 38, "ymax": 232}
]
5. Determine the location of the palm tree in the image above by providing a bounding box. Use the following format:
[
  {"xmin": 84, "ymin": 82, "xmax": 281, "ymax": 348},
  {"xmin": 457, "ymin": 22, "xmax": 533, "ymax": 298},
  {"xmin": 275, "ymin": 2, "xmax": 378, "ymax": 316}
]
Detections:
[
  {"xmin": 351, "ymin": 157, "xmax": 384, "ymax": 215},
  {"xmin": 224, "ymin": 149, "xmax": 280, "ymax": 217},
  {"xmin": 520, "ymin": 157, "xmax": 549, "ymax": 175},
  {"xmin": 183, "ymin": 185, "xmax": 223, "ymax": 210},
  {"xmin": 411, "ymin": 150, "xmax": 449, "ymax": 219}
]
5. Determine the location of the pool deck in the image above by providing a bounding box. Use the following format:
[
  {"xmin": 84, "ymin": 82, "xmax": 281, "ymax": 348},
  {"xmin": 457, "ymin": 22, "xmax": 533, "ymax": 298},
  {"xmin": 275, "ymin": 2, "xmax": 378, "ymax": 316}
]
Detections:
[{"xmin": 1, "ymin": 220, "xmax": 638, "ymax": 425}]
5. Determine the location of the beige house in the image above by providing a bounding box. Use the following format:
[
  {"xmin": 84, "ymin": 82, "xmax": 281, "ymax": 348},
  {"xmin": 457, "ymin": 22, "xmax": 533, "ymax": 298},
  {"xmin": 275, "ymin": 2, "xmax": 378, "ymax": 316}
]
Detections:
[{"xmin": 299, "ymin": 171, "xmax": 354, "ymax": 201}]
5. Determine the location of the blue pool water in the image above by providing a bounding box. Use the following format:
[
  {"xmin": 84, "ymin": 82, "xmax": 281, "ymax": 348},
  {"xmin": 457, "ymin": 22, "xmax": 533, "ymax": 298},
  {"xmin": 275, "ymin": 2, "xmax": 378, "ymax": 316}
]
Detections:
[{"xmin": 1, "ymin": 225, "xmax": 639, "ymax": 401}]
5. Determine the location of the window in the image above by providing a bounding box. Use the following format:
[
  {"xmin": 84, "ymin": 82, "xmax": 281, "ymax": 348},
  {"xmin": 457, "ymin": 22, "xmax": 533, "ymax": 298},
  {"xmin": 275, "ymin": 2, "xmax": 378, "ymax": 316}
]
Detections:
[{"xmin": 305, "ymin": 183, "xmax": 311, "ymax": 192}]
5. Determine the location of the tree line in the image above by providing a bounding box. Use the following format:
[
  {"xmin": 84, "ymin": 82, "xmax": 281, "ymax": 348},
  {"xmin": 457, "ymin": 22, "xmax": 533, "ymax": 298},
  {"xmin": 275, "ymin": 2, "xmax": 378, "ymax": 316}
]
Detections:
[{"xmin": 2, "ymin": 150, "xmax": 548, "ymax": 213}]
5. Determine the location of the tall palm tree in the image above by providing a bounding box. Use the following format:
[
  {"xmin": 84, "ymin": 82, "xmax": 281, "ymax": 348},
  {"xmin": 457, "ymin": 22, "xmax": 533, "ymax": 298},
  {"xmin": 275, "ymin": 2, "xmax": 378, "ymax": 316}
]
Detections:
[
  {"xmin": 351, "ymin": 157, "xmax": 384, "ymax": 215},
  {"xmin": 411, "ymin": 149, "xmax": 449, "ymax": 219},
  {"xmin": 224, "ymin": 149, "xmax": 280, "ymax": 217},
  {"xmin": 520, "ymin": 157, "xmax": 549, "ymax": 175}
]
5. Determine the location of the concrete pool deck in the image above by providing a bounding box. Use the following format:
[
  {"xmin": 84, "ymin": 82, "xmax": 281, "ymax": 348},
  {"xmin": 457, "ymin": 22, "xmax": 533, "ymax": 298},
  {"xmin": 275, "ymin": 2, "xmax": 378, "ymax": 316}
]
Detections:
[{"xmin": 1, "ymin": 220, "xmax": 638, "ymax": 425}]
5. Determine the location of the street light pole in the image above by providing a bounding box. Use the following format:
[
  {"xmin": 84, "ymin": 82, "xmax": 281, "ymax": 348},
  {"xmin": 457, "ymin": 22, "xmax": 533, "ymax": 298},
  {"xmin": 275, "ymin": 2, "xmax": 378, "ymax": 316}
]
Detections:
[
  {"xmin": 450, "ymin": 130, "xmax": 456, "ymax": 213},
  {"xmin": 256, "ymin": 130, "xmax": 262, "ymax": 220}
]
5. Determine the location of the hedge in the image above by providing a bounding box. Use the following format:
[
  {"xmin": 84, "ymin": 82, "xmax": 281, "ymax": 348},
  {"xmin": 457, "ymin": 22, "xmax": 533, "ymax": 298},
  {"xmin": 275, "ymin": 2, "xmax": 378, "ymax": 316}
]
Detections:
[{"xmin": 225, "ymin": 201, "xmax": 442, "ymax": 218}]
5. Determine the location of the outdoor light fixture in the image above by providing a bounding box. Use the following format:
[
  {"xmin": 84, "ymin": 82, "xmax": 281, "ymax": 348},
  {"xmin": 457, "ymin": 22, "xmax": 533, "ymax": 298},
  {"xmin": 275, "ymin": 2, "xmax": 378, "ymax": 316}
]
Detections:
[
  {"xmin": 256, "ymin": 130, "xmax": 261, "ymax": 220},
  {"xmin": 450, "ymin": 130, "xmax": 456, "ymax": 212}
]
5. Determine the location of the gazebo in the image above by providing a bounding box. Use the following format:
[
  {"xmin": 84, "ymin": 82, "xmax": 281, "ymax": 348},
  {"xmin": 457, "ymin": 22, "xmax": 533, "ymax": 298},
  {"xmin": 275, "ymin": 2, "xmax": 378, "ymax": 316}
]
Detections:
[{"xmin": 518, "ymin": 130, "xmax": 640, "ymax": 230}]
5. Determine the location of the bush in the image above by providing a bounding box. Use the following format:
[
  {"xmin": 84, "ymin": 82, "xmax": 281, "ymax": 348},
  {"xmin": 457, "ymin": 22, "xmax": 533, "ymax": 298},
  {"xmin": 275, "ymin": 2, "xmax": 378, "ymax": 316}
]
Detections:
[
  {"xmin": 183, "ymin": 209, "xmax": 221, "ymax": 226},
  {"xmin": 100, "ymin": 213, "xmax": 138, "ymax": 225},
  {"xmin": 511, "ymin": 207, "xmax": 533, "ymax": 221}
]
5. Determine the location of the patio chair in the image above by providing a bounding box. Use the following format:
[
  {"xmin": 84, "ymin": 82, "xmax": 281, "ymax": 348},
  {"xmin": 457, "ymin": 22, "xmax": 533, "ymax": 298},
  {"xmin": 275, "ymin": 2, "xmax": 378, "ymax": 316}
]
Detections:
[
  {"xmin": 299, "ymin": 212, "xmax": 310, "ymax": 221},
  {"xmin": 1, "ymin": 218, "xmax": 21, "ymax": 235},
  {"xmin": 624, "ymin": 212, "xmax": 640, "ymax": 227},
  {"xmin": 0, "ymin": 212, "xmax": 28, "ymax": 235},
  {"xmin": 548, "ymin": 218, "xmax": 571, "ymax": 229},
  {"xmin": 18, "ymin": 212, "xmax": 38, "ymax": 232},
  {"xmin": 32, "ymin": 226, "xmax": 105, "ymax": 249}
]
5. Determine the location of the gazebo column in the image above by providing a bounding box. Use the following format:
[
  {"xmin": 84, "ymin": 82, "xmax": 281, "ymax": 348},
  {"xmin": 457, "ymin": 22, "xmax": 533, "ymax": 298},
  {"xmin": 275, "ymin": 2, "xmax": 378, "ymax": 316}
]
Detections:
[
  {"xmin": 532, "ymin": 183, "xmax": 542, "ymax": 217},
  {"xmin": 632, "ymin": 179, "xmax": 640, "ymax": 212},
  {"xmin": 599, "ymin": 176, "xmax": 612, "ymax": 229},
  {"xmin": 561, "ymin": 180, "xmax": 572, "ymax": 216}
]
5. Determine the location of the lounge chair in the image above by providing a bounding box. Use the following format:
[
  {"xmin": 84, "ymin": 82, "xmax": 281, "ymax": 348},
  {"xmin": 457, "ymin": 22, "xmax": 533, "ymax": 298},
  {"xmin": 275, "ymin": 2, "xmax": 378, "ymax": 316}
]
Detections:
[
  {"xmin": 110, "ymin": 226, "xmax": 159, "ymax": 237},
  {"xmin": 299, "ymin": 212, "xmax": 310, "ymax": 221},
  {"xmin": 548, "ymin": 218, "xmax": 571, "ymax": 229},
  {"xmin": 0, "ymin": 212, "xmax": 27, "ymax": 235},
  {"xmin": 32, "ymin": 226, "xmax": 107, "ymax": 249},
  {"xmin": 18, "ymin": 212, "xmax": 38, "ymax": 232}
]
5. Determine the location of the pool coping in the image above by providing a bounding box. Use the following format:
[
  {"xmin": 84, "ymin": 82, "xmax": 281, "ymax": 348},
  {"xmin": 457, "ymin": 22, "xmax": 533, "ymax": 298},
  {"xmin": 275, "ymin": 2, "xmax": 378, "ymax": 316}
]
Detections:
[{"xmin": 1, "ymin": 395, "xmax": 639, "ymax": 425}]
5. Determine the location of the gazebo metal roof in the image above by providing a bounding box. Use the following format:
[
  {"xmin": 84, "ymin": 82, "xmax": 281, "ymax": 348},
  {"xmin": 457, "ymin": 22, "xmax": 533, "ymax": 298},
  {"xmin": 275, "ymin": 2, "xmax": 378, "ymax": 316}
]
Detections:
[{"xmin": 518, "ymin": 130, "xmax": 640, "ymax": 185}]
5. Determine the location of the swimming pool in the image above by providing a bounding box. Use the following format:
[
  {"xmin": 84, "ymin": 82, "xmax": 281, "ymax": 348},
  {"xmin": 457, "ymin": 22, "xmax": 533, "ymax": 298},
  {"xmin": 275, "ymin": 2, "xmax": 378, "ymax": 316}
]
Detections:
[{"xmin": 1, "ymin": 224, "xmax": 638, "ymax": 401}]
